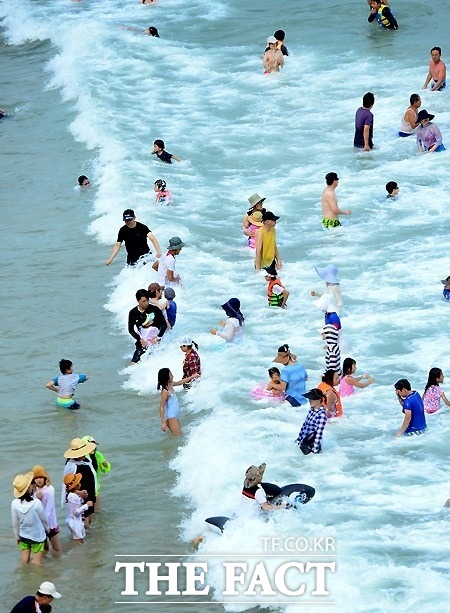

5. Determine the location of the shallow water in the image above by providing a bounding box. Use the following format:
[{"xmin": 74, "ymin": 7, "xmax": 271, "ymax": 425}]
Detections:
[{"xmin": 1, "ymin": 0, "xmax": 450, "ymax": 611}]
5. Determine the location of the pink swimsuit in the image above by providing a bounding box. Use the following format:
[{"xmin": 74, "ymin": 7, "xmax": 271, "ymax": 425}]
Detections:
[{"xmin": 339, "ymin": 375, "xmax": 354, "ymax": 397}]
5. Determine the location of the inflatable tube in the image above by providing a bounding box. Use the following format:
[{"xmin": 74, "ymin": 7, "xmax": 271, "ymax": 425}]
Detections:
[
  {"xmin": 251, "ymin": 384, "xmax": 285, "ymax": 402},
  {"xmin": 205, "ymin": 482, "xmax": 315, "ymax": 532},
  {"xmin": 262, "ymin": 482, "xmax": 316, "ymax": 507}
]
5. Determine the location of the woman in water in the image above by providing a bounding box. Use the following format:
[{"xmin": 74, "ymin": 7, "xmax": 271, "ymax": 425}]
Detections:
[
  {"xmin": 416, "ymin": 109, "xmax": 446, "ymax": 153},
  {"xmin": 11, "ymin": 472, "xmax": 48, "ymax": 565},
  {"xmin": 422, "ymin": 368, "xmax": 450, "ymax": 414},
  {"xmin": 210, "ymin": 298, "xmax": 245, "ymax": 343},
  {"xmin": 157, "ymin": 368, "xmax": 199, "ymax": 436},
  {"xmin": 318, "ymin": 369, "xmax": 343, "ymax": 418},
  {"xmin": 339, "ymin": 358, "xmax": 375, "ymax": 397}
]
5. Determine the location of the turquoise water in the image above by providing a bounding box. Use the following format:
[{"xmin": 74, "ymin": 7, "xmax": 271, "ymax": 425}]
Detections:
[{"xmin": 1, "ymin": 0, "xmax": 450, "ymax": 611}]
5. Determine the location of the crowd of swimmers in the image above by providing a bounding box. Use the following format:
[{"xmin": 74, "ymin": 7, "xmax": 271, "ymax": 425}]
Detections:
[{"xmin": 7, "ymin": 4, "xmax": 450, "ymax": 610}]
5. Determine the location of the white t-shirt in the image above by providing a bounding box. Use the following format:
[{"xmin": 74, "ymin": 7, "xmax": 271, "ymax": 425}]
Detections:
[
  {"xmin": 240, "ymin": 485, "xmax": 267, "ymax": 510},
  {"xmin": 271, "ymin": 283, "xmax": 283, "ymax": 295},
  {"xmin": 216, "ymin": 318, "xmax": 244, "ymax": 343},
  {"xmin": 157, "ymin": 253, "xmax": 180, "ymax": 287}
]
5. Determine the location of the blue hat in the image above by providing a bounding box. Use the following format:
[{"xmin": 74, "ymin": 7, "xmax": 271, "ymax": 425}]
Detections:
[{"xmin": 221, "ymin": 298, "xmax": 244, "ymax": 325}]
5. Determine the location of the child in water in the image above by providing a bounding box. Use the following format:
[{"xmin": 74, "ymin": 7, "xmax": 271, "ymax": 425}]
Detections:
[
  {"xmin": 154, "ymin": 179, "xmax": 172, "ymax": 205},
  {"xmin": 265, "ymin": 264, "xmax": 289, "ymax": 308},
  {"xmin": 139, "ymin": 312, "xmax": 160, "ymax": 347},
  {"xmin": 252, "ymin": 367, "xmax": 286, "ymax": 400},
  {"xmin": 45, "ymin": 359, "xmax": 89, "ymax": 410},
  {"xmin": 422, "ymin": 368, "xmax": 450, "ymax": 414},
  {"xmin": 339, "ymin": 358, "xmax": 375, "ymax": 397},
  {"xmin": 441, "ymin": 275, "xmax": 450, "ymax": 301},
  {"xmin": 64, "ymin": 473, "xmax": 93, "ymax": 543}
]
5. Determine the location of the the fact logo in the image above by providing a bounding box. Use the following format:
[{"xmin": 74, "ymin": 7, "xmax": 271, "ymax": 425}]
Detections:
[{"xmin": 115, "ymin": 551, "xmax": 336, "ymax": 605}]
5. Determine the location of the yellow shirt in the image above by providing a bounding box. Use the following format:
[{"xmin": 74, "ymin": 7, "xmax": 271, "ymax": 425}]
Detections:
[{"xmin": 256, "ymin": 226, "xmax": 277, "ymax": 268}]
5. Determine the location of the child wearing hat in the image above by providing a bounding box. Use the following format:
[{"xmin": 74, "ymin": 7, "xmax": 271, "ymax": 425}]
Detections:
[
  {"xmin": 64, "ymin": 473, "xmax": 93, "ymax": 542},
  {"xmin": 32, "ymin": 465, "xmax": 62, "ymax": 553},
  {"xmin": 11, "ymin": 472, "xmax": 48, "ymax": 565},
  {"xmin": 243, "ymin": 210, "xmax": 263, "ymax": 249}
]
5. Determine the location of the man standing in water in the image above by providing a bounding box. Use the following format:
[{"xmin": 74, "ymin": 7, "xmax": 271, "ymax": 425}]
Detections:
[
  {"xmin": 422, "ymin": 47, "xmax": 446, "ymax": 92},
  {"xmin": 394, "ymin": 379, "xmax": 427, "ymax": 437},
  {"xmin": 321, "ymin": 173, "xmax": 351, "ymax": 229},
  {"xmin": 128, "ymin": 289, "xmax": 167, "ymax": 363},
  {"xmin": 354, "ymin": 92, "xmax": 375, "ymax": 151},
  {"xmin": 254, "ymin": 211, "xmax": 281, "ymax": 271},
  {"xmin": 105, "ymin": 209, "xmax": 162, "ymax": 267}
]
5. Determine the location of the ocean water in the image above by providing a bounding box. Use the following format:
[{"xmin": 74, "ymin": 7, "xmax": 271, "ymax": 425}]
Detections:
[{"xmin": 1, "ymin": 0, "xmax": 450, "ymax": 611}]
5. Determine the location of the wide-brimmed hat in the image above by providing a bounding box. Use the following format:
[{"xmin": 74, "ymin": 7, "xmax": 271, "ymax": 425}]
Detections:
[
  {"xmin": 315, "ymin": 264, "xmax": 339, "ymax": 284},
  {"xmin": 221, "ymin": 298, "xmax": 244, "ymax": 325},
  {"xmin": 441, "ymin": 276, "xmax": 450, "ymax": 284},
  {"xmin": 302, "ymin": 388, "xmax": 325, "ymax": 401},
  {"xmin": 247, "ymin": 210, "xmax": 263, "ymax": 226},
  {"xmin": 166, "ymin": 236, "xmax": 185, "ymax": 251},
  {"xmin": 273, "ymin": 344, "xmax": 297, "ymax": 364},
  {"xmin": 32, "ymin": 465, "xmax": 51, "ymax": 485},
  {"xmin": 63, "ymin": 437, "xmax": 96, "ymax": 458},
  {"xmin": 248, "ymin": 193, "xmax": 266, "ymax": 208},
  {"xmin": 244, "ymin": 463, "xmax": 266, "ymax": 488},
  {"xmin": 13, "ymin": 472, "xmax": 35, "ymax": 498},
  {"xmin": 314, "ymin": 294, "xmax": 337, "ymax": 313},
  {"xmin": 38, "ymin": 582, "xmax": 61, "ymax": 599},
  {"xmin": 64, "ymin": 473, "xmax": 82, "ymax": 492},
  {"xmin": 417, "ymin": 109, "xmax": 435, "ymax": 122}
]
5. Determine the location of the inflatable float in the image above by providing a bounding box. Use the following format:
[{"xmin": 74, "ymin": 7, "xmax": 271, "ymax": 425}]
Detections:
[{"xmin": 205, "ymin": 482, "xmax": 315, "ymax": 532}]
